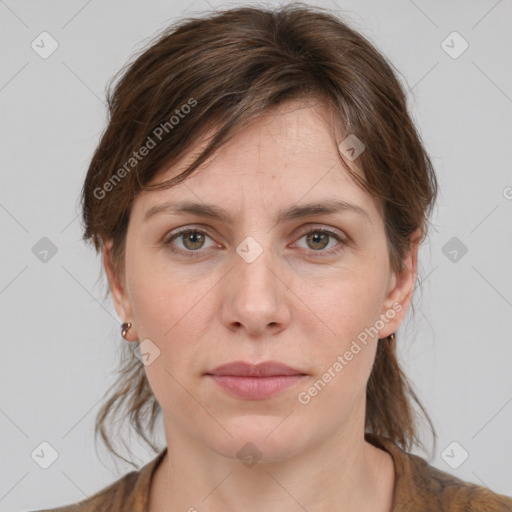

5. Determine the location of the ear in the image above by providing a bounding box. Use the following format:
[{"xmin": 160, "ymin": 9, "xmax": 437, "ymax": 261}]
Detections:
[
  {"xmin": 377, "ymin": 228, "xmax": 421, "ymax": 339},
  {"xmin": 103, "ymin": 240, "xmax": 139, "ymax": 341}
]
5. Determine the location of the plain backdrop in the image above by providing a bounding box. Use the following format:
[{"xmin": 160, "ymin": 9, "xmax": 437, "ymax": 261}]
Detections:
[{"xmin": 1, "ymin": 0, "xmax": 511, "ymax": 510}]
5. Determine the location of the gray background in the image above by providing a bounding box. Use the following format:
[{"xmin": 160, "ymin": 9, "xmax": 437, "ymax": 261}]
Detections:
[{"xmin": 1, "ymin": 0, "xmax": 511, "ymax": 510}]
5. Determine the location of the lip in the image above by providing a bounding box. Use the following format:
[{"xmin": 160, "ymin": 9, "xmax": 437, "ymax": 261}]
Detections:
[
  {"xmin": 208, "ymin": 361, "xmax": 304, "ymax": 377},
  {"xmin": 206, "ymin": 361, "xmax": 307, "ymax": 400}
]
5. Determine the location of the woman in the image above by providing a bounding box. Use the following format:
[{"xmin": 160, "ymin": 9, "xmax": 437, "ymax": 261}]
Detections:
[{"xmin": 34, "ymin": 4, "xmax": 512, "ymax": 511}]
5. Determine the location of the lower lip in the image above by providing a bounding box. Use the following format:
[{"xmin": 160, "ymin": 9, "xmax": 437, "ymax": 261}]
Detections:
[{"xmin": 208, "ymin": 375, "xmax": 305, "ymax": 400}]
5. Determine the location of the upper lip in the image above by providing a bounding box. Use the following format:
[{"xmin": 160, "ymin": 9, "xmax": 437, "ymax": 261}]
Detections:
[{"xmin": 206, "ymin": 361, "xmax": 305, "ymax": 377}]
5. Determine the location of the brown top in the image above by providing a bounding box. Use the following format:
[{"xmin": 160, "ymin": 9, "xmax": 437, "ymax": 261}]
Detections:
[{"xmin": 32, "ymin": 433, "xmax": 512, "ymax": 512}]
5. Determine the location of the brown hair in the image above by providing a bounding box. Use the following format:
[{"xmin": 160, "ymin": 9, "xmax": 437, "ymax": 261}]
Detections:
[{"xmin": 81, "ymin": 3, "xmax": 438, "ymax": 467}]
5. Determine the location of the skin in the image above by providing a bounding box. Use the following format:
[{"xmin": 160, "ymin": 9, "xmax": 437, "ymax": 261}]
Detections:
[{"xmin": 104, "ymin": 98, "xmax": 420, "ymax": 512}]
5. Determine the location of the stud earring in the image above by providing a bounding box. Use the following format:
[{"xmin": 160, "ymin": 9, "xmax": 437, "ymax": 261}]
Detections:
[{"xmin": 121, "ymin": 322, "xmax": 132, "ymax": 340}]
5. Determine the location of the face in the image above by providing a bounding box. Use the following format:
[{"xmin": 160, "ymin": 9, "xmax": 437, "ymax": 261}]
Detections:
[{"xmin": 105, "ymin": 99, "xmax": 418, "ymax": 462}]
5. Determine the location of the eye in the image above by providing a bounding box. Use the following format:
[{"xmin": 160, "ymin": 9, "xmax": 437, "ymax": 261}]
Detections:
[
  {"xmin": 163, "ymin": 226, "xmax": 347, "ymax": 258},
  {"xmin": 294, "ymin": 227, "xmax": 347, "ymax": 255},
  {"xmin": 163, "ymin": 228, "xmax": 218, "ymax": 257}
]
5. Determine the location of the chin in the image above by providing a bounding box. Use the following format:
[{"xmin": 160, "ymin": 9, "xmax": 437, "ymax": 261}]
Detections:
[{"xmin": 205, "ymin": 414, "xmax": 310, "ymax": 464}]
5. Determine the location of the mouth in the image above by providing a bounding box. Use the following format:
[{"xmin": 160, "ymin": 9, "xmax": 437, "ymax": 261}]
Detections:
[{"xmin": 205, "ymin": 361, "xmax": 307, "ymax": 400}]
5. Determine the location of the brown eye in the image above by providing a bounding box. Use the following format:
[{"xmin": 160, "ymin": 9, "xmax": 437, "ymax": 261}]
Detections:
[
  {"xmin": 180, "ymin": 230, "xmax": 206, "ymax": 250},
  {"xmin": 295, "ymin": 227, "xmax": 347, "ymax": 256},
  {"xmin": 164, "ymin": 228, "xmax": 217, "ymax": 258},
  {"xmin": 305, "ymin": 231, "xmax": 330, "ymax": 250}
]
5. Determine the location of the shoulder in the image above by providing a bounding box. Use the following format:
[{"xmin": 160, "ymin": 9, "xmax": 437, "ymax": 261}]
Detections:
[
  {"xmin": 408, "ymin": 454, "xmax": 512, "ymax": 511},
  {"xmin": 29, "ymin": 448, "xmax": 167, "ymax": 512},
  {"xmin": 366, "ymin": 433, "xmax": 512, "ymax": 512}
]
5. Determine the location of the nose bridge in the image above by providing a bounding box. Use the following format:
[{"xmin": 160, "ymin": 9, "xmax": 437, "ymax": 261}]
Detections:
[
  {"xmin": 222, "ymin": 235, "xmax": 289, "ymax": 334},
  {"xmin": 235, "ymin": 236, "xmax": 278, "ymax": 305}
]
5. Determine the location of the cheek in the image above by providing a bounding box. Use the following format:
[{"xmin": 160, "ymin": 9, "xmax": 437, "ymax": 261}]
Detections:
[
  {"xmin": 125, "ymin": 242, "xmax": 207, "ymax": 339},
  {"xmin": 290, "ymin": 255, "xmax": 388, "ymax": 401},
  {"xmin": 294, "ymin": 257, "xmax": 390, "ymax": 347},
  {"xmin": 295, "ymin": 282, "xmax": 382, "ymax": 419},
  {"xmin": 125, "ymin": 252, "xmax": 215, "ymax": 378},
  {"xmin": 128, "ymin": 273, "xmax": 210, "ymax": 420},
  {"xmin": 129, "ymin": 279, "xmax": 212, "ymax": 394}
]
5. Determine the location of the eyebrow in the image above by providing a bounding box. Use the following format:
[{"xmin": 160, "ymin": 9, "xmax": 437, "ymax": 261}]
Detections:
[{"xmin": 143, "ymin": 199, "xmax": 371, "ymax": 224}]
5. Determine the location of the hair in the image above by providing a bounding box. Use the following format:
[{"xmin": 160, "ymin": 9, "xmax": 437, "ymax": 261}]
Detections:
[{"xmin": 81, "ymin": 3, "xmax": 438, "ymax": 467}]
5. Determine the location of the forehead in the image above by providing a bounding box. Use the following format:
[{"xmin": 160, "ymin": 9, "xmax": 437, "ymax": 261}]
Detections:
[{"xmin": 132, "ymin": 99, "xmax": 381, "ymax": 222}]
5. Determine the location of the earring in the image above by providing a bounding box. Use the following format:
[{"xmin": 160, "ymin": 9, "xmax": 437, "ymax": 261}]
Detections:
[
  {"xmin": 121, "ymin": 322, "xmax": 132, "ymax": 340},
  {"xmin": 379, "ymin": 332, "xmax": 395, "ymax": 342}
]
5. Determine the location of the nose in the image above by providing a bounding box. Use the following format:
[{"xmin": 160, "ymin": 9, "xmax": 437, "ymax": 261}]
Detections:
[{"xmin": 221, "ymin": 243, "xmax": 291, "ymax": 337}]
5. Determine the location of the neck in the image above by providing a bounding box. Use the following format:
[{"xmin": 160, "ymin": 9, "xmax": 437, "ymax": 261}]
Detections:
[{"xmin": 149, "ymin": 417, "xmax": 395, "ymax": 512}]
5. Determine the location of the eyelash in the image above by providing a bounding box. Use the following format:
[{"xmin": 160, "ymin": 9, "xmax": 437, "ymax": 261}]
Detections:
[{"xmin": 162, "ymin": 226, "xmax": 347, "ymax": 258}]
